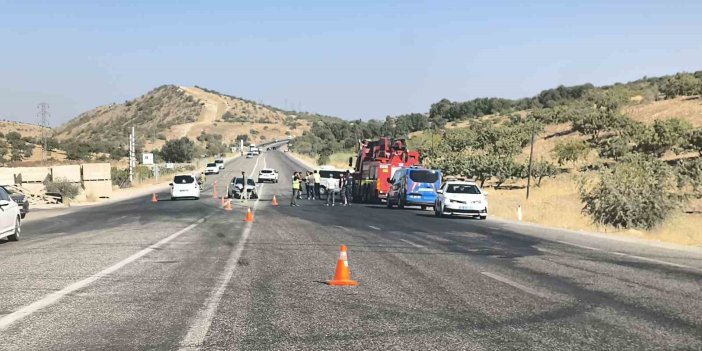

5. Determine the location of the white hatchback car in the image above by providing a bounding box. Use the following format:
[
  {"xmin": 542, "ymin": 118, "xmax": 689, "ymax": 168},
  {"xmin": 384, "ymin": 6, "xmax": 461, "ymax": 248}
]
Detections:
[
  {"xmin": 170, "ymin": 174, "xmax": 201, "ymax": 200},
  {"xmin": 257, "ymin": 168, "xmax": 279, "ymax": 183},
  {"xmin": 0, "ymin": 186, "xmax": 21, "ymax": 241},
  {"xmin": 434, "ymin": 181, "xmax": 488, "ymax": 219},
  {"xmin": 205, "ymin": 162, "xmax": 220, "ymax": 175}
]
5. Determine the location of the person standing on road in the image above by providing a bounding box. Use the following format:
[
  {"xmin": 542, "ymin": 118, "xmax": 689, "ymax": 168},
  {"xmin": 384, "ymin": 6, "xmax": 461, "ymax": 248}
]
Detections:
[
  {"xmin": 325, "ymin": 174, "xmax": 339, "ymax": 206},
  {"xmin": 291, "ymin": 172, "xmax": 301, "ymax": 206},
  {"xmin": 313, "ymin": 170, "xmax": 321, "ymax": 200},
  {"xmin": 342, "ymin": 170, "xmax": 353, "ymax": 206},
  {"xmin": 299, "ymin": 171, "xmax": 306, "ymax": 199},
  {"xmin": 240, "ymin": 171, "xmax": 248, "ymax": 201},
  {"xmin": 306, "ymin": 171, "xmax": 315, "ymax": 200}
]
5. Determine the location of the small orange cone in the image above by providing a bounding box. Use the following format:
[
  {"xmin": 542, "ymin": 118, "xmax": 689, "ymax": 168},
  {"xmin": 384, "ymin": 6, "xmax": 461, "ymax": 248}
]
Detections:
[
  {"xmin": 212, "ymin": 183, "xmax": 218, "ymax": 199},
  {"xmin": 224, "ymin": 200, "xmax": 233, "ymax": 211},
  {"xmin": 326, "ymin": 245, "xmax": 358, "ymax": 286},
  {"xmin": 220, "ymin": 196, "xmax": 226, "ymax": 207},
  {"xmin": 151, "ymin": 193, "xmax": 158, "ymax": 203},
  {"xmin": 271, "ymin": 195, "xmax": 279, "ymax": 206},
  {"xmin": 244, "ymin": 207, "xmax": 253, "ymax": 222}
]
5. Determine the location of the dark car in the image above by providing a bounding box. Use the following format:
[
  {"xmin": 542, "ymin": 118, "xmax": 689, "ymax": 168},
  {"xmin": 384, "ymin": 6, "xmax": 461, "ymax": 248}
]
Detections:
[{"xmin": 2, "ymin": 186, "xmax": 29, "ymax": 219}]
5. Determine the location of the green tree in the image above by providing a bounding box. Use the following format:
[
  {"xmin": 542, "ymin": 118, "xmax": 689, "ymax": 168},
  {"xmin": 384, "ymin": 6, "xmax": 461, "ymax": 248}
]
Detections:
[
  {"xmin": 659, "ymin": 73, "xmax": 702, "ymax": 99},
  {"xmin": 598, "ymin": 136, "xmax": 630, "ymax": 160},
  {"xmin": 686, "ymin": 128, "xmax": 702, "ymax": 156},
  {"xmin": 552, "ymin": 139, "xmax": 590, "ymax": 166},
  {"xmin": 530, "ymin": 159, "xmax": 559, "ymax": 186},
  {"xmin": 636, "ymin": 118, "xmax": 692, "ymax": 156},
  {"xmin": 160, "ymin": 137, "xmax": 195, "ymax": 162},
  {"xmin": 579, "ymin": 155, "xmax": 682, "ymax": 229}
]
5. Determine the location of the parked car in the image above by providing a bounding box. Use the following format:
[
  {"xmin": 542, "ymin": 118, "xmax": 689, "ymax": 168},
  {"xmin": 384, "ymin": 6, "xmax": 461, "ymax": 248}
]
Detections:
[
  {"xmin": 170, "ymin": 174, "xmax": 201, "ymax": 200},
  {"xmin": 257, "ymin": 168, "xmax": 279, "ymax": 183},
  {"xmin": 229, "ymin": 177, "xmax": 259, "ymax": 199},
  {"xmin": 434, "ymin": 180, "xmax": 487, "ymax": 219},
  {"xmin": 205, "ymin": 162, "xmax": 220, "ymax": 175},
  {"xmin": 2, "ymin": 186, "xmax": 29, "ymax": 219},
  {"xmin": 246, "ymin": 152, "xmax": 254, "ymax": 159},
  {"xmin": 0, "ymin": 186, "xmax": 21, "ymax": 241},
  {"xmin": 215, "ymin": 158, "xmax": 225, "ymax": 169},
  {"xmin": 387, "ymin": 167, "xmax": 441, "ymax": 210}
]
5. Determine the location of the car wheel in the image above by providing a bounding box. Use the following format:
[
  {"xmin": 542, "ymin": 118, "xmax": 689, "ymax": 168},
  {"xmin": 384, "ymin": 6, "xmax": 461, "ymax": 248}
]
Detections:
[
  {"xmin": 21, "ymin": 213, "xmax": 26, "ymax": 219},
  {"xmin": 171, "ymin": 197, "xmax": 176, "ymax": 201},
  {"xmin": 434, "ymin": 204, "xmax": 440, "ymax": 217},
  {"xmin": 8, "ymin": 217, "xmax": 20, "ymax": 241},
  {"xmin": 195, "ymin": 197, "xmax": 200, "ymax": 200},
  {"xmin": 479, "ymin": 215, "xmax": 487, "ymax": 220}
]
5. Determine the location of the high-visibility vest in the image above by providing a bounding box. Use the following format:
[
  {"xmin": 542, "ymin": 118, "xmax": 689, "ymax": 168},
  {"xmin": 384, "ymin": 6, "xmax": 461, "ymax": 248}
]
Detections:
[
  {"xmin": 292, "ymin": 179, "xmax": 301, "ymax": 190},
  {"xmin": 313, "ymin": 173, "xmax": 321, "ymax": 183}
]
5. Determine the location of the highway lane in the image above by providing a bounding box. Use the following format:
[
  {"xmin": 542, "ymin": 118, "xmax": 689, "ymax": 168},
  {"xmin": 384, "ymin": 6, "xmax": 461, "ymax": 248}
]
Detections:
[{"xmin": 1, "ymin": 149, "xmax": 701, "ymax": 350}]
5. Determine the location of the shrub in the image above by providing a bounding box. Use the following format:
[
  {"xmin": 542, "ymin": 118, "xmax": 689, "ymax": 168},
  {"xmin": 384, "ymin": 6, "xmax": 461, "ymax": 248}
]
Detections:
[
  {"xmin": 111, "ymin": 167, "xmax": 131, "ymax": 188},
  {"xmin": 44, "ymin": 178, "xmax": 81, "ymax": 199},
  {"xmin": 579, "ymin": 155, "xmax": 681, "ymax": 229},
  {"xmin": 530, "ymin": 159, "xmax": 559, "ymax": 186},
  {"xmin": 160, "ymin": 137, "xmax": 195, "ymax": 162},
  {"xmin": 552, "ymin": 139, "xmax": 590, "ymax": 166}
]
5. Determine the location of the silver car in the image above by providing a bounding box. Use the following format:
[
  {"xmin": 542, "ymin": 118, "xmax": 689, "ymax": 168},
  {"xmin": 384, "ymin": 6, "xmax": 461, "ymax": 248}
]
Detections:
[{"xmin": 0, "ymin": 186, "xmax": 21, "ymax": 241}]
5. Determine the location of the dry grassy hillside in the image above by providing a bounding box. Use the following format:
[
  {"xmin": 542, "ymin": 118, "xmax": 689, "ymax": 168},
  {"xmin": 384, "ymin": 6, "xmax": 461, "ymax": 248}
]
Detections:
[
  {"xmin": 54, "ymin": 85, "xmax": 309, "ymax": 152},
  {"xmin": 0, "ymin": 120, "xmax": 48, "ymax": 138}
]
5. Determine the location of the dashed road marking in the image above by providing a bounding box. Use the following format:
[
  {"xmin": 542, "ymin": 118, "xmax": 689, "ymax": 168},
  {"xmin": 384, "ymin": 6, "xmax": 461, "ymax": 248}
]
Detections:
[
  {"xmin": 610, "ymin": 252, "xmax": 700, "ymax": 272},
  {"xmin": 0, "ymin": 217, "xmax": 208, "ymax": 331},
  {"xmin": 400, "ymin": 238, "xmax": 426, "ymax": 249},
  {"xmin": 368, "ymin": 225, "xmax": 381, "ymax": 231},
  {"xmin": 481, "ymin": 271, "xmax": 549, "ymax": 299},
  {"xmin": 555, "ymin": 240, "xmax": 602, "ymax": 252},
  {"xmin": 179, "ymin": 157, "xmax": 266, "ymax": 351}
]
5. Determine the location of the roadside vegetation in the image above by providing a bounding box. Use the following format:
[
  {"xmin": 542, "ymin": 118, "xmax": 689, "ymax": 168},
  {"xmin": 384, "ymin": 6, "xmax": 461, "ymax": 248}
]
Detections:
[{"xmin": 291, "ymin": 70, "xmax": 702, "ymax": 241}]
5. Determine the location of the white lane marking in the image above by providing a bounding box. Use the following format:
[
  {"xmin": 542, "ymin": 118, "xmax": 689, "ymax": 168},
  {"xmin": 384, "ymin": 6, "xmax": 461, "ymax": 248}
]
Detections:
[
  {"xmin": 536, "ymin": 247, "xmax": 561, "ymax": 256},
  {"xmin": 400, "ymin": 238, "xmax": 426, "ymax": 249},
  {"xmin": 481, "ymin": 272, "xmax": 549, "ymax": 299},
  {"xmin": 554, "ymin": 240, "xmax": 700, "ymax": 272},
  {"xmin": 334, "ymin": 225, "xmax": 346, "ymax": 230},
  {"xmin": 610, "ymin": 252, "xmax": 700, "ymax": 272},
  {"xmin": 555, "ymin": 240, "xmax": 602, "ymax": 252},
  {"xmin": 0, "ymin": 217, "xmax": 207, "ymax": 331},
  {"xmin": 368, "ymin": 225, "xmax": 381, "ymax": 231},
  {"xmin": 179, "ymin": 158, "xmax": 267, "ymax": 351}
]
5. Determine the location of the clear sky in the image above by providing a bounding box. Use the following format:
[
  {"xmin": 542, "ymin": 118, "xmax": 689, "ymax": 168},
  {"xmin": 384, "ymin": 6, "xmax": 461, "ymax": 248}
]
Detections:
[{"xmin": 1, "ymin": 0, "xmax": 701, "ymax": 126}]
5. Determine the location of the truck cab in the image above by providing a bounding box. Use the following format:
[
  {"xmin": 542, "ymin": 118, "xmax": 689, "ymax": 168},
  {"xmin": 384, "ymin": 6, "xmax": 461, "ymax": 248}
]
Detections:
[{"xmin": 386, "ymin": 167, "xmax": 441, "ymax": 210}]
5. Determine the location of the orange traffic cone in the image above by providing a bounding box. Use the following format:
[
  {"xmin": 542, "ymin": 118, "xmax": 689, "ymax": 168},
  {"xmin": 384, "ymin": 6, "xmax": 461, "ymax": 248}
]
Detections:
[
  {"xmin": 151, "ymin": 193, "xmax": 158, "ymax": 203},
  {"xmin": 212, "ymin": 183, "xmax": 218, "ymax": 199},
  {"xmin": 244, "ymin": 207, "xmax": 253, "ymax": 222},
  {"xmin": 220, "ymin": 196, "xmax": 226, "ymax": 207},
  {"xmin": 271, "ymin": 195, "xmax": 279, "ymax": 206},
  {"xmin": 326, "ymin": 245, "xmax": 358, "ymax": 286},
  {"xmin": 224, "ymin": 200, "xmax": 233, "ymax": 211}
]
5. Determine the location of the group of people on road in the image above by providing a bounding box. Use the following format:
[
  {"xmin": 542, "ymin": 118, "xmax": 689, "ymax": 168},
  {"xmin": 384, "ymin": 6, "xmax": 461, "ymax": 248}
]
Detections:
[{"xmin": 290, "ymin": 170, "xmax": 353, "ymax": 207}]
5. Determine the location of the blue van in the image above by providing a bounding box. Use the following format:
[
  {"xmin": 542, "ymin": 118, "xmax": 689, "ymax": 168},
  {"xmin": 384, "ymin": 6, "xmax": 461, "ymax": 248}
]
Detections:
[{"xmin": 386, "ymin": 167, "xmax": 442, "ymax": 209}]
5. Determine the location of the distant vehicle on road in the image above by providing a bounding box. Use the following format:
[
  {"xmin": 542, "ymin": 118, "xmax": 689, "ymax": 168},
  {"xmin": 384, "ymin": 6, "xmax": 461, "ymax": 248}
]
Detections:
[
  {"xmin": 205, "ymin": 162, "xmax": 220, "ymax": 175},
  {"xmin": 0, "ymin": 186, "xmax": 21, "ymax": 241},
  {"xmin": 2, "ymin": 186, "xmax": 29, "ymax": 219},
  {"xmin": 257, "ymin": 168, "xmax": 279, "ymax": 183},
  {"xmin": 170, "ymin": 174, "xmax": 201, "ymax": 200},
  {"xmin": 246, "ymin": 152, "xmax": 254, "ymax": 158},
  {"xmin": 215, "ymin": 158, "xmax": 225, "ymax": 169},
  {"xmin": 434, "ymin": 180, "xmax": 487, "ymax": 219},
  {"xmin": 386, "ymin": 167, "xmax": 441, "ymax": 210},
  {"xmin": 230, "ymin": 177, "xmax": 259, "ymax": 199}
]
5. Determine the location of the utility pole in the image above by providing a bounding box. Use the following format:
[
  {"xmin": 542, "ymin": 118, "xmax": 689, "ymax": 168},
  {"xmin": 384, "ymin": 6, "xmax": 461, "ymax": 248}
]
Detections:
[
  {"xmin": 526, "ymin": 120, "xmax": 536, "ymax": 200},
  {"xmin": 129, "ymin": 126, "xmax": 135, "ymax": 183},
  {"xmin": 37, "ymin": 102, "xmax": 50, "ymax": 163}
]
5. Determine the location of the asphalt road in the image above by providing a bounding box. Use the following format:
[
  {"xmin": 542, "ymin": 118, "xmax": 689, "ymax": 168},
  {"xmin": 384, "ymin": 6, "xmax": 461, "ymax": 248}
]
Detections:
[{"xmin": 1, "ymin": 149, "xmax": 701, "ymax": 350}]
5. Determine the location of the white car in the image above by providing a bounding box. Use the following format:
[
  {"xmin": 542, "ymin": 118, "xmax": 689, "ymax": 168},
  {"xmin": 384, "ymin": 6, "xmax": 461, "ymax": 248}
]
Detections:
[
  {"xmin": 170, "ymin": 174, "xmax": 201, "ymax": 200},
  {"xmin": 205, "ymin": 162, "xmax": 220, "ymax": 175},
  {"xmin": 229, "ymin": 177, "xmax": 259, "ymax": 199},
  {"xmin": 0, "ymin": 186, "xmax": 21, "ymax": 242},
  {"xmin": 246, "ymin": 152, "xmax": 254, "ymax": 159},
  {"xmin": 434, "ymin": 181, "xmax": 487, "ymax": 219},
  {"xmin": 257, "ymin": 168, "xmax": 279, "ymax": 183},
  {"xmin": 215, "ymin": 158, "xmax": 225, "ymax": 170},
  {"xmin": 316, "ymin": 167, "xmax": 345, "ymax": 195}
]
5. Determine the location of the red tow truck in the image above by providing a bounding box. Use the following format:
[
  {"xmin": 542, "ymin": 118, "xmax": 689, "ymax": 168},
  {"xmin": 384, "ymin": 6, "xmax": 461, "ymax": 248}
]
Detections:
[{"xmin": 351, "ymin": 137, "xmax": 420, "ymax": 203}]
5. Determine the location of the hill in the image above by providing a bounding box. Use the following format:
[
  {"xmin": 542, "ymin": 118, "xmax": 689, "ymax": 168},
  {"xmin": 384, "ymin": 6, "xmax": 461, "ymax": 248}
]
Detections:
[{"xmin": 54, "ymin": 85, "xmax": 310, "ymax": 153}]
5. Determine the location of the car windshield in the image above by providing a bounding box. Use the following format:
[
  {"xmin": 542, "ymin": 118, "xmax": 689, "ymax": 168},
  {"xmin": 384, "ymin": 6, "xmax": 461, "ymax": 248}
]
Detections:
[
  {"xmin": 174, "ymin": 175, "xmax": 195, "ymax": 184},
  {"xmin": 409, "ymin": 170, "xmax": 439, "ymax": 183},
  {"xmin": 446, "ymin": 184, "xmax": 481, "ymax": 194},
  {"xmin": 319, "ymin": 170, "xmax": 344, "ymax": 179},
  {"xmin": 233, "ymin": 178, "xmax": 256, "ymax": 186},
  {"xmin": 207, "ymin": 163, "xmax": 216, "ymax": 167},
  {"xmin": 260, "ymin": 170, "xmax": 273, "ymax": 174},
  {"xmin": 215, "ymin": 160, "xmax": 223, "ymax": 163}
]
